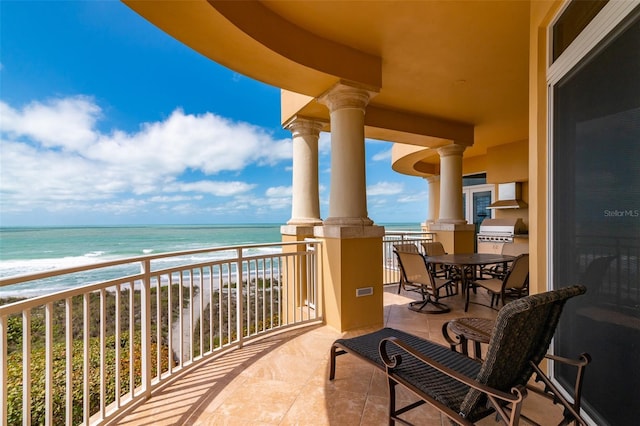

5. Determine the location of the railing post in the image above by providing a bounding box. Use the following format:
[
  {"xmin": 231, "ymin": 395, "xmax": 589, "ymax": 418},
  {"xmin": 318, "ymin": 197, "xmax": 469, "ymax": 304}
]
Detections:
[
  {"xmin": 45, "ymin": 303, "xmax": 53, "ymax": 425},
  {"xmin": 0, "ymin": 314, "xmax": 7, "ymax": 426},
  {"xmin": 236, "ymin": 248, "xmax": 244, "ymax": 348},
  {"xmin": 141, "ymin": 260, "xmax": 152, "ymax": 396},
  {"xmin": 23, "ymin": 310, "xmax": 32, "ymax": 425},
  {"xmin": 1, "ymin": 240, "xmax": 330, "ymax": 424}
]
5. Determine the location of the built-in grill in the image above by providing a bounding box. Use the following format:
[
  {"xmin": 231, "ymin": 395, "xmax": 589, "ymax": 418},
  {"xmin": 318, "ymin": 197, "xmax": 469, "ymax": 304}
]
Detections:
[
  {"xmin": 477, "ymin": 218, "xmax": 527, "ymax": 243},
  {"xmin": 477, "ymin": 218, "xmax": 527, "ymax": 254}
]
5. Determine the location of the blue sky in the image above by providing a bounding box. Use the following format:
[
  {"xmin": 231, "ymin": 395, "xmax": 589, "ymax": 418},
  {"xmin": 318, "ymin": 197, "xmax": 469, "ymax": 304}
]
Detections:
[{"xmin": 0, "ymin": 1, "xmax": 428, "ymax": 226}]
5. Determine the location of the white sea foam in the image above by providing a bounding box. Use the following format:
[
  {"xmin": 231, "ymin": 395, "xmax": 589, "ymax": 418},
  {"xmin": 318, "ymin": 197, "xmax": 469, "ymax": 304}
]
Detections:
[
  {"xmin": 0, "ymin": 255, "xmax": 106, "ymax": 277},
  {"xmin": 0, "ymin": 224, "xmax": 289, "ymax": 299}
]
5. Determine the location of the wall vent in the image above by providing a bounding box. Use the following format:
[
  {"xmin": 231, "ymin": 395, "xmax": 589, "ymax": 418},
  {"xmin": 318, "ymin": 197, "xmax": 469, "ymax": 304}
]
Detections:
[{"xmin": 356, "ymin": 287, "xmax": 374, "ymax": 297}]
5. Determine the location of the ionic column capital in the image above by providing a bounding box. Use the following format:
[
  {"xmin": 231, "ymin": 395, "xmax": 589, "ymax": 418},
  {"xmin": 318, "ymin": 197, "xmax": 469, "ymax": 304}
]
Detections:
[
  {"xmin": 437, "ymin": 143, "xmax": 466, "ymax": 158},
  {"xmin": 318, "ymin": 83, "xmax": 377, "ymax": 113},
  {"xmin": 284, "ymin": 117, "xmax": 325, "ymax": 138}
]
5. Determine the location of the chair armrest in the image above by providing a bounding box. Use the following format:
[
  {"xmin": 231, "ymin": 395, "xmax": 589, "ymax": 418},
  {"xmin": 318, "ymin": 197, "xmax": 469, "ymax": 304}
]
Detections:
[
  {"xmin": 379, "ymin": 336, "xmax": 526, "ymax": 425},
  {"xmin": 527, "ymin": 353, "xmax": 591, "ymax": 426},
  {"xmin": 543, "ymin": 352, "xmax": 591, "ymax": 368}
]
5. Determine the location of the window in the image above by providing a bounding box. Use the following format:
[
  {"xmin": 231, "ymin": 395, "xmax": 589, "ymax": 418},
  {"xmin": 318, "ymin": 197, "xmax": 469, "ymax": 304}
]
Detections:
[{"xmin": 552, "ymin": 0, "xmax": 608, "ymax": 62}]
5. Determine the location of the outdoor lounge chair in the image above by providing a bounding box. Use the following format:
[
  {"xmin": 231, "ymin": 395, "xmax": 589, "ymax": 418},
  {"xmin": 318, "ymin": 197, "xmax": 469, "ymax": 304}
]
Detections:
[
  {"xmin": 470, "ymin": 254, "xmax": 529, "ymax": 309},
  {"xmin": 395, "ymin": 250, "xmax": 457, "ymax": 313},
  {"xmin": 329, "ymin": 285, "xmax": 588, "ymax": 426}
]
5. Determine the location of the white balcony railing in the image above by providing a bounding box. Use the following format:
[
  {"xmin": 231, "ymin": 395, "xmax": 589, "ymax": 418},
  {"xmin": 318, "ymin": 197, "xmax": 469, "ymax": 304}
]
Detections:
[
  {"xmin": 382, "ymin": 231, "xmax": 436, "ymax": 285},
  {"xmin": 0, "ymin": 240, "xmax": 322, "ymax": 425}
]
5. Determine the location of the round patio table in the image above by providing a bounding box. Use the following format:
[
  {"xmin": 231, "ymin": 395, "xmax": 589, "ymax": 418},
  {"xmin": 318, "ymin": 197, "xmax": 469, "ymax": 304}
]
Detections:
[
  {"xmin": 423, "ymin": 253, "xmax": 515, "ymax": 311},
  {"xmin": 442, "ymin": 317, "xmax": 493, "ymax": 360}
]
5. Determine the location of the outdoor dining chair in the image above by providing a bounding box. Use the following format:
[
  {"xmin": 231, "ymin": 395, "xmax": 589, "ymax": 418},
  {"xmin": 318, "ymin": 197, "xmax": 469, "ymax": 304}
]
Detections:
[
  {"xmin": 470, "ymin": 253, "xmax": 529, "ymax": 308},
  {"xmin": 421, "ymin": 241, "xmax": 454, "ymax": 279},
  {"xmin": 395, "ymin": 250, "xmax": 456, "ymax": 313},
  {"xmin": 393, "ymin": 243, "xmax": 420, "ymax": 294}
]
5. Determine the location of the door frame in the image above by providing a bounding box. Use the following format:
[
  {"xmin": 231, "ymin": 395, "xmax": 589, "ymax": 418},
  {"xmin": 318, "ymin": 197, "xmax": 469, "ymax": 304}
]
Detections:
[{"xmin": 462, "ymin": 184, "xmax": 495, "ymax": 225}]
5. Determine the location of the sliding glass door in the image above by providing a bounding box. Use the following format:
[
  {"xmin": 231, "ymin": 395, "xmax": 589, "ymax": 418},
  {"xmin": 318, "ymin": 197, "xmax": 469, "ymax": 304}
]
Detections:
[{"xmin": 550, "ymin": 6, "xmax": 639, "ymax": 425}]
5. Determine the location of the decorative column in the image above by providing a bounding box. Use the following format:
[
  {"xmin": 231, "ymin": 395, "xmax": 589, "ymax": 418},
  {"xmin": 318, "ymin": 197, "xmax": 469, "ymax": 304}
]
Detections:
[
  {"xmin": 423, "ymin": 175, "xmax": 440, "ymax": 227},
  {"xmin": 315, "ymin": 83, "xmax": 384, "ymax": 332},
  {"xmin": 284, "ymin": 117, "xmax": 323, "ymax": 227},
  {"xmin": 319, "ymin": 84, "xmax": 373, "ymax": 226},
  {"xmin": 437, "ymin": 144, "xmax": 467, "ymax": 224},
  {"xmin": 280, "ymin": 118, "xmax": 324, "ymax": 321},
  {"xmin": 429, "ymin": 143, "xmax": 475, "ymax": 253}
]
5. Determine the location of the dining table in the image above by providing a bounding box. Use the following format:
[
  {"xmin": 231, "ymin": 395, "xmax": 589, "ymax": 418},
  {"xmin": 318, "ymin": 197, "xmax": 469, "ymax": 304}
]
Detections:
[{"xmin": 423, "ymin": 253, "xmax": 515, "ymax": 311}]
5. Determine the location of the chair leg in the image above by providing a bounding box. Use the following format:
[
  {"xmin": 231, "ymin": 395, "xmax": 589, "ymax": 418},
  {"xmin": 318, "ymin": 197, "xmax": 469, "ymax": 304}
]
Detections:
[
  {"xmin": 388, "ymin": 378, "xmax": 397, "ymax": 426},
  {"xmin": 489, "ymin": 293, "xmax": 497, "ymax": 307},
  {"xmin": 409, "ymin": 295, "xmax": 450, "ymax": 314},
  {"xmin": 473, "ymin": 340, "xmax": 483, "ymax": 360}
]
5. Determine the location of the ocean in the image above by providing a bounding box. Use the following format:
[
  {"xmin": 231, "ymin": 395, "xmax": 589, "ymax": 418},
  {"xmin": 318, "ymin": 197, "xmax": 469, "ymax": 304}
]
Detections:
[{"xmin": 0, "ymin": 223, "xmax": 419, "ymax": 297}]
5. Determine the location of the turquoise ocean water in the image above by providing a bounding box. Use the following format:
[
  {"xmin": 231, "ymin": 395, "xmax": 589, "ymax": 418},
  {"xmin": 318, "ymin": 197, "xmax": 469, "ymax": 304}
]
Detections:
[{"xmin": 0, "ymin": 223, "xmax": 419, "ymax": 297}]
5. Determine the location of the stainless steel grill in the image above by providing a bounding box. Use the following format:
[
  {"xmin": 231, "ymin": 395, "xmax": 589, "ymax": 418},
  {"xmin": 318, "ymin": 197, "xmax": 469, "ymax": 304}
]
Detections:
[{"xmin": 477, "ymin": 218, "xmax": 527, "ymax": 243}]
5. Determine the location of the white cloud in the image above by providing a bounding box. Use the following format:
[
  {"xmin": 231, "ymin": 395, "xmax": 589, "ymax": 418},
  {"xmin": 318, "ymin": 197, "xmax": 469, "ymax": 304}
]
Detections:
[
  {"xmin": 265, "ymin": 186, "xmax": 292, "ymax": 197},
  {"xmin": 367, "ymin": 181, "xmax": 403, "ymax": 196},
  {"xmin": 164, "ymin": 181, "xmax": 256, "ymax": 196},
  {"xmin": 318, "ymin": 131, "xmax": 331, "ymax": 154},
  {"xmin": 371, "ymin": 148, "xmax": 392, "ymax": 161},
  {"xmin": 0, "ymin": 96, "xmax": 291, "ymax": 215},
  {"xmin": 0, "ymin": 96, "xmax": 100, "ymax": 151},
  {"xmin": 149, "ymin": 195, "xmax": 203, "ymax": 203},
  {"xmin": 88, "ymin": 108, "xmax": 291, "ymax": 174},
  {"xmin": 398, "ymin": 192, "xmax": 428, "ymax": 203}
]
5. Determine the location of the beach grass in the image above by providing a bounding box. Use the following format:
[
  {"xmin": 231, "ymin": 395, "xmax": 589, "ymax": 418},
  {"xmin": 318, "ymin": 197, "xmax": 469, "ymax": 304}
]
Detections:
[{"xmin": 2, "ymin": 278, "xmax": 281, "ymax": 424}]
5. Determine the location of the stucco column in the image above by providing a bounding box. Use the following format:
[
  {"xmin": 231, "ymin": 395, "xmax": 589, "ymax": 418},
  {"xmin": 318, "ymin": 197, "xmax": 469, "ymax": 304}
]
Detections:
[
  {"xmin": 428, "ymin": 144, "xmax": 474, "ymax": 253},
  {"xmin": 280, "ymin": 118, "xmax": 324, "ymax": 321},
  {"xmin": 284, "ymin": 117, "xmax": 323, "ymax": 226},
  {"xmin": 437, "ymin": 144, "xmax": 467, "ymax": 224},
  {"xmin": 319, "ymin": 84, "xmax": 374, "ymax": 226},
  {"xmin": 314, "ymin": 83, "xmax": 384, "ymax": 332},
  {"xmin": 425, "ymin": 175, "xmax": 440, "ymax": 225}
]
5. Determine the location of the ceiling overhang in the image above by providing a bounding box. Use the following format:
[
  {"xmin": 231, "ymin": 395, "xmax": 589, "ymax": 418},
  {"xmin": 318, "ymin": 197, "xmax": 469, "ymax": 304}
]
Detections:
[
  {"xmin": 123, "ymin": 0, "xmax": 530, "ymax": 174},
  {"xmin": 391, "ymin": 144, "xmax": 440, "ymax": 177}
]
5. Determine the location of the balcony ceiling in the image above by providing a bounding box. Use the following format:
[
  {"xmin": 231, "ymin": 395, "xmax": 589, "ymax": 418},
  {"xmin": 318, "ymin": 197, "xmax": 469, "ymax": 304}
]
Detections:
[{"xmin": 123, "ymin": 0, "xmax": 530, "ymax": 167}]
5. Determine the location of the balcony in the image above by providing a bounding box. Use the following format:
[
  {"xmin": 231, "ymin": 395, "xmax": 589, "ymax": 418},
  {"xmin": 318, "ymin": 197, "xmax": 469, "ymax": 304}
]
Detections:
[
  {"xmin": 1, "ymin": 235, "xmax": 567, "ymax": 425},
  {"xmin": 115, "ymin": 287, "xmax": 567, "ymax": 426}
]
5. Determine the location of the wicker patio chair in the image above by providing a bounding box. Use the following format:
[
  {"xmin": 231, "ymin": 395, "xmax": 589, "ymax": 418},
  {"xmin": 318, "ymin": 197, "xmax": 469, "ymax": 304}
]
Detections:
[
  {"xmin": 395, "ymin": 250, "xmax": 456, "ymax": 314},
  {"xmin": 470, "ymin": 254, "xmax": 529, "ymax": 309},
  {"xmin": 329, "ymin": 285, "xmax": 588, "ymax": 426},
  {"xmin": 441, "ymin": 316, "xmax": 591, "ymax": 425}
]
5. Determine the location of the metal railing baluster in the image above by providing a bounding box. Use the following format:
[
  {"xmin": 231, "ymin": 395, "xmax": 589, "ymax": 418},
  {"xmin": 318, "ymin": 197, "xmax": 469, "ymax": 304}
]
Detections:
[{"xmin": 0, "ymin": 240, "xmax": 326, "ymax": 425}]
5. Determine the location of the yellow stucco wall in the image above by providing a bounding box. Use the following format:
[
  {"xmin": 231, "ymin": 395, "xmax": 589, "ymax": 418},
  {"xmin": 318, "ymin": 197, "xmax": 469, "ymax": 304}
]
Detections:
[
  {"xmin": 529, "ymin": 0, "xmax": 563, "ymax": 296},
  {"xmin": 434, "ymin": 229, "xmax": 476, "ymax": 254},
  {"xmin": 462, "ymin": 155, "xmax": 486, "ymax": 176},
  {"xmin": 487, "ymin": 139, "xmax": 529, "ymax": 183},
  {"xmin": 320, "ymin": 235, "xmax": 384, "ymax": 332}
]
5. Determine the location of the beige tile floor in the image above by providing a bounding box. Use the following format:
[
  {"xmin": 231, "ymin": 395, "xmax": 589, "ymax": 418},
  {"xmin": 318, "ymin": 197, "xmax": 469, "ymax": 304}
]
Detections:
[{"xmin": 116, "ymin": 286, "xmax": 566, "ymax": 426}]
